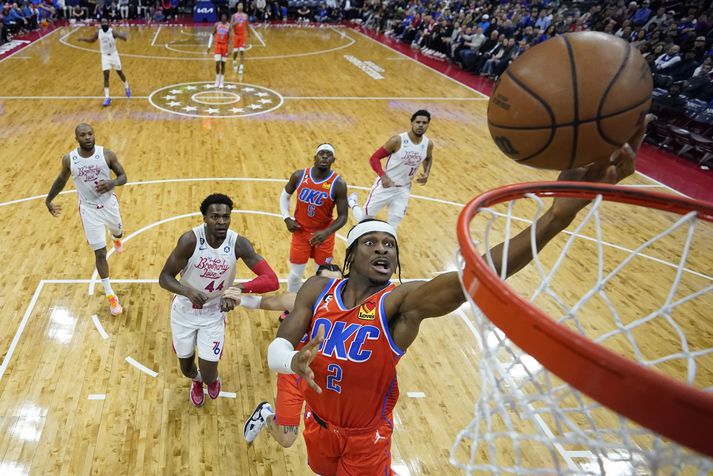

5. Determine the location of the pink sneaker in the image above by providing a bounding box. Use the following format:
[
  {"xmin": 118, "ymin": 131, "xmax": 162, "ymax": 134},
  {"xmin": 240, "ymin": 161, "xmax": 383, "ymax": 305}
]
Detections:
[
  {"xmin": 207, "ymin": 376, "xmax": 221, "ymax": 399},
  {"xmin": 190, "ymin": 379, "xmax": 204, "ymax": 407},
  {"xmin": 107, "ymin": 295, "xmax": 123, "ymax": 316}
]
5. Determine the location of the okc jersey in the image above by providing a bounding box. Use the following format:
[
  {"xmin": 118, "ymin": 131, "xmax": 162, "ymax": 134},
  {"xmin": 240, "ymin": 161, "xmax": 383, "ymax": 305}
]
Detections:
[
  {"xmin": 384, "ymin": 132, "xmax": 430, "ymax": 187},
  {"xmin": 293, "ymin": 168, "xmax": 340, "ymax": 232},
  {"xmin": 175, "ymin": 225, "xmax": 238, "ymax": 314},
  {"xmin": 98, "ymin": 28, "xmax": 117, "ymax": 55},
  {"xmin": 232, "ymin": 12, "xmax": 248, "ymax": 36},
  {"xmin": 300, "ymin": 278, "xmax": 403, "ymax": 429},
  {"xmin": 69, "ymin": 146, "xmax": 113, "ymax": 206},
  {"xmin": 215, "ymin": 22, "xmax": 230, "ymax": 46}
]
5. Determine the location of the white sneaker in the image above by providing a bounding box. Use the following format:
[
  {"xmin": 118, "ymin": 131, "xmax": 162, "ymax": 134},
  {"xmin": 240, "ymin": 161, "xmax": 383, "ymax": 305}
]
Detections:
[
  {"xmin": 347, "ymin": 192, "xmax": 358, "ymax": 209},
  {"xmin": 233, "ymin": 61, "xmax": 238, "ymax": 72},
  {"xmin": 243, "ymin": 401, "xmax": 273, "ymax": 443},
  {"xmin": 238, "ymin": 64, "xmax": 244, "ymax": 74}
]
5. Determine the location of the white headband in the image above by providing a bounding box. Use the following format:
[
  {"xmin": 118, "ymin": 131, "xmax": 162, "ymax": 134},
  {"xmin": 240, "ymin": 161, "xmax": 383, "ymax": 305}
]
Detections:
[
  {"xmin": 346, "ymin": 221, "xmax": 397, "ymax": 248},
  {"xmin": 316, "ymin": 143, "xmax": 335, "ymax": 155}
]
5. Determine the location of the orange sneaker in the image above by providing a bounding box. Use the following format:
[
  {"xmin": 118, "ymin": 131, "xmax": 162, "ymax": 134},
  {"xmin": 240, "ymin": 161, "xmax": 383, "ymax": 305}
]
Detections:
[
  {"xmin": 107, "ymin": 295, "xmax": 123, "ymax": 316},
  {"xmin": 113, "ymin": 238, "xmax": 124, "ymax": 254}
]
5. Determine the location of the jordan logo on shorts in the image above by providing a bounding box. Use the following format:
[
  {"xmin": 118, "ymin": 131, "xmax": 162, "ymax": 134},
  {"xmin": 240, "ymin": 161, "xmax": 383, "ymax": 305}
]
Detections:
[{"xmin": 374, "ymin": 431, "xmax": 385, "ymax": 444}]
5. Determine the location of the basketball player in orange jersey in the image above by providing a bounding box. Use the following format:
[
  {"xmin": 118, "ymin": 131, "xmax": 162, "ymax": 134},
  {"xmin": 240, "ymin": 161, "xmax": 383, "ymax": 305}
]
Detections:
[
  {"xmin": 280, "ymin": 143, "xmax": 349, "ymax": 293},
  {"xmin": 159, "ymin": 194, "xmax": 279, "ymax": 407},
  {"xmin": 45, "ymin": 124, "xmax": 126, "ymax": 317},
  {"xmin": 349, "ymin": 109, "xmax": 434, "ymax": 229},
  {"xmin": 223, "ymin": 264, "xmax": 342, "ymax": 447},
  {"xmin": 267, "ymin": 125, "xmax": 647, "ymax": 474},
  {"xmin": 207, "ymin": 12, "xmax": 231, "ymax": 88},
  {"xmin": 231, "ymin": 3, "xmax": 249, "ymax": 74}
]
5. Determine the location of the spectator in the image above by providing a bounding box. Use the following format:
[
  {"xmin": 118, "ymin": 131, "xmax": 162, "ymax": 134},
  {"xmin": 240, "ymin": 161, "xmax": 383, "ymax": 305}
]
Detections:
[
  {"xmin": 70, "ymin": 2, "xmax": 84, "ymax": 20},
  {"xmin": 693, "ymin": 36, "xmax": 708, "ymax": 61},
  {"xmin": 684, "ymin": 62, "xmax": 713, "ymax": 101},
  {"xmin": 632, "ymin": 0, "xmax": 651, "ymax": 26},
  {"xmin": 655, "ymin": 44, "xmax": 681, "ymax": 73},
  {"xmin": 652, "ymin": 82, "xmax": 686, "ymax": 114},
  {"xmin": 481, "ymin": 37, "xmax": 513, "ymax": 78},
  {"xmin": 671, "ymin": 50, "xmax": 701, "ymax": 82},
  {"xmin": 297, "ymin": 3, "xmax": 310, "ymax": 22},
  {"xmin": 460, "ymin": 28, "xmax": 494, "ymax": 72},
  {"xmin": 118, "ymin": 0, "xmax": 128, "ymax": 19},
  {"xmin": 315, "ymin": 3, "xmax": 328, "ymax": 22},
  {"xmin": 535, "ymin": 9, "xmax": 551, "ymax": 32}
]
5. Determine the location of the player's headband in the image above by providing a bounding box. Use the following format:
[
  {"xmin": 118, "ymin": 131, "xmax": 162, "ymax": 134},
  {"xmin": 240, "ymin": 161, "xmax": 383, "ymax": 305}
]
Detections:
[
  {"xmin": 346, "ymin": 221, "xmax": 397, "ymax": 248},
  {"xmin": 315, "ymin": 143, "xmax": 335, "ymax": 155}
]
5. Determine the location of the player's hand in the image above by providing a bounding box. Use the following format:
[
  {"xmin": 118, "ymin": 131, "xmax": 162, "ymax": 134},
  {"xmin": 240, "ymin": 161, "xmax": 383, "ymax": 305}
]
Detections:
[
  {"xmin": 551, "ymin": 114, "xmax": 651, "ymax": 224},
  {"xmin": 46, "ymin": 201, "xmax": 61, "ymax": 217},
  {"xmin": 381, "ymin": 174, "xmax": 395, "ymax": 188},
  {"xmin": 95, "ymin": 180, "xmax": 115, "ymax": 194},
  {"xmin": 223, "ymin": 286, "xmax": 242, "ymax": 304},
  {"xmin": 185, "ymin": 288, "xmax": 209, "ymax": 309},
  {"xmin": 416, "ymin": 172, "xmax": 429, "ymax": 185},
  {"xmin": 291, "ymin": 327, "xmax": 324, "ymax": 394},
  {"xmin": 220, "ymin": 296, "xmax": 236, "ymax": 312},
  {"xmin": 309, "ymin": 230, "xmax": 330, "ymax": 246},
  {"xmin": 284, "ymin": 217, "xmax": 301, "ymax": 232}
]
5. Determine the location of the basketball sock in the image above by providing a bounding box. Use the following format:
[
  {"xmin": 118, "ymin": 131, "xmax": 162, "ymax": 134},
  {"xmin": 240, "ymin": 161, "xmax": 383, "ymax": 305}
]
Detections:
[
  {"xmin": 215, "ymin": 74, "xmax": 220, "ymax": 86},
  {"xmin": 194, "ymin": 370, "xmax": 203, "ymax": 382},
  {"xmin": 351, "ymin": 204, "xmax": 365, "ymax": 222},
  {"xmin": 123, "ymin": 80, "xmax": 129, "ymax": 88},
  {"xmin": 287, "ymin": 263, "xmax": 307, "ymax": 293},
  {"xmin": 101, "ymin": 278, "xmax": 115, "ymax": 296},
  {"xmin": 104, "ymin": 87, "xmax": 110, "ymax": 98}
]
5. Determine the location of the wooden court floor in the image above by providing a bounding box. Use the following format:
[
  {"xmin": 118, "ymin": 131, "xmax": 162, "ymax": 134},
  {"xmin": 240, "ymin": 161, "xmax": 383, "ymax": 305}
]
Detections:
[{"xmin": 0, "ymin": 24, "xmax": 711, "ymax": 475}]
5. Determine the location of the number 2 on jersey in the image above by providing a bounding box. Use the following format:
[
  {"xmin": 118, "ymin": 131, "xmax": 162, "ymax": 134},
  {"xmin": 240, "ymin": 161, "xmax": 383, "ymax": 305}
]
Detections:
[
  {"xmin": 204, "ymin": 280, "xmax": 224, "ymax": 292},
  {"xmin": 326, "ymin": 363, "xmax": 342, "ymax": 394}
]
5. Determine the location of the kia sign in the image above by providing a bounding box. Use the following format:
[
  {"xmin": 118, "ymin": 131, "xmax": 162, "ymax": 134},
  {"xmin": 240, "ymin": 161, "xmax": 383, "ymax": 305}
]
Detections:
[{"xmin": 193, "ymin": 1, "xmax": 217, "ymax": 22}]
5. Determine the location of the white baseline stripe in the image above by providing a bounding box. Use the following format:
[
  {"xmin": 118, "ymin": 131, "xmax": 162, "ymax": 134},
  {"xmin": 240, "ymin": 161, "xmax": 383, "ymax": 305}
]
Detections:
[
  {"xmin": 0, "ymin": 27, "xmax": 62, "ymax": 65},
  {"xmin": 150, "ymin": 26, "xmax": 162, "ymax": 46},
  {"xmin": 0, "ymin": 96, "xmax": 149, "ymax": 100},
  {"xmin": 249, "ymin": 24, "xmax": 265, "ymax": 46},
  {"xmin": 88, "ymin": 394, "xmax": 106, "ymax": 400},
  {"xmin": 91, "ymin": 314, "xmax": 109, "ymax": 340},
  {"xmin": 0, "ymin": 281, "xmax": 45, "ymax": 381},
  {"xmin": 125, "ymin": 357, "xmax": 158, "ymax": 377}
]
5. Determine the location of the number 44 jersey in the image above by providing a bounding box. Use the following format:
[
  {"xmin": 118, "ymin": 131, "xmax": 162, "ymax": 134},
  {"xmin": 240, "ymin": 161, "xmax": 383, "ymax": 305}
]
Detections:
[{"xmin": 176, "ymin": 224, "xmax": 238, "ymax": 314}]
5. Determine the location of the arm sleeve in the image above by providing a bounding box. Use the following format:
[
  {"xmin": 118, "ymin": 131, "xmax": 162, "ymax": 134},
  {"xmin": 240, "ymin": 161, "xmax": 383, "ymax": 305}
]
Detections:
[
  {"xmin": 267, "ymin": 337, "xmax": 298, "ymax": 374},
  {"xmin": 241, "ymin": 259, "xmax": 279, "ymax": 293},
  {"xmin": 280, "ymin": 189, "xmax": 292, "ymax": 219},
  {"xmin": 369, "ymin": 146, "xmax": 390, "ymax": 177}
]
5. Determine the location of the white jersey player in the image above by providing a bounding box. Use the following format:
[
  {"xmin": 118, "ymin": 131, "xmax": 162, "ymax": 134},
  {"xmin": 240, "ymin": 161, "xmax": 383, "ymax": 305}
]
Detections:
[
  {"xmin": 349, "ymin": 110, "xmax": 434, "ymax": 229},
  {"xmin": 45, "ymin": 123, "xmax": 127, "ymax": 317},
  {"xmin": 78, "ymin": 18, "xmax": 131, "ymax": 107},
  {"xmin": 159, "ymin": 194, "xmax": 279, "ymax": 408}
]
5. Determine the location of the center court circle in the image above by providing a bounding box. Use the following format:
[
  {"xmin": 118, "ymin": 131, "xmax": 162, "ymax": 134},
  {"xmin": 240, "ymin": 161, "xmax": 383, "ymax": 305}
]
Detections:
[
  {"xmin": 191, "ymin": 91, "xmax": 241, "ymax": 105},
  {"xmin": 148, "ymin": 81, "xmax": 284, "ymax": 118}
]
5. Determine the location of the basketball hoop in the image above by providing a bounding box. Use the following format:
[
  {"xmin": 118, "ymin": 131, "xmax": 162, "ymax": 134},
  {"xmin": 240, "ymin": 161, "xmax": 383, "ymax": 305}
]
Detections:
[{"xmin": 452, "ymin": 181, "xmax": 713, "ymax": 474}]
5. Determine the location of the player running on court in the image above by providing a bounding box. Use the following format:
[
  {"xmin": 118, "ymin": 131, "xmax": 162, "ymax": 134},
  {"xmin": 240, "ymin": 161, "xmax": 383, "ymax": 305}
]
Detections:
[
  {"xmin": 280, "ymin": 143, "xmax": 349, "ymax": 293},
  {"xmin": 78, "ymin": 17, "xmax": 131, "ymax": 107},
  {"xmin": 207, "ymin": 13, "xmax": 231, "ymax": 89},
  {"xmin": 159, "ymin": 193, "xmax": 279, "ymax": 407},
  {"xmin": 231, "ymin": 3, "xmax": 249, "ymax": 74},
  {"xmin": 45, "ymin": 123, "xmax": 127, "ymax": 316},
  {"xmin": 349, "ymin": 110, "xmax": 434, "ymax": 229}
]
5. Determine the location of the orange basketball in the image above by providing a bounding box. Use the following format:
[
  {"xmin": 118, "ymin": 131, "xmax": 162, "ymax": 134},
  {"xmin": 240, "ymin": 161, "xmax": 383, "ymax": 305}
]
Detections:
[{"xmin": 487, "ymin": 32, "xmax": 653, "ymax": 170}]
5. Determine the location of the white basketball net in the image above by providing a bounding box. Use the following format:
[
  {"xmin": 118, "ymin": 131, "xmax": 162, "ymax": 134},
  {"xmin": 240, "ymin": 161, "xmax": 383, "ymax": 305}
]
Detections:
[{"xmin": 451, "ymin": 192, "xmax": 713, "ymax": 475}]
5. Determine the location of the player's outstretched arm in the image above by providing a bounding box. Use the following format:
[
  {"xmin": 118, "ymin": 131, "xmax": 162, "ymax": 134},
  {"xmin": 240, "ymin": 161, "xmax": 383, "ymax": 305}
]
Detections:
[
  {"xmin": 309, "ymin": 177, "xmax": 348, "ymax": 245},
  {"xmin": 45, "ymin": 154, "xmax": 71, "ymax": 217},
  {"xmin": 78, "ymin": 31, "xmax": 98, "ymax": 43},
  {"xmin": 233, "ymin": 236, "xmax": 279, "ymax": 293},
  {"xmin": 386, "ymin": 123, "xmax": 646, "ymax": 351},
  {"xmin": 113, "ymin": 30, "xmax": 128, "ymax": 41},
  {"xmin": 158, "ymin": 231, "xmax": 209, "ymax": 308},
  {"xmin": 96, "ymin": 149, "xmax": 127, "ymax": 194}
]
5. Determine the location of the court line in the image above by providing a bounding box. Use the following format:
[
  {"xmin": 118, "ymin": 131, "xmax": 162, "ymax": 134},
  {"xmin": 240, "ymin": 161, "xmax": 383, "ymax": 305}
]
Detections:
[
  {"xmin": 250, "ymin": 24, "xmax": 266, "ymax": 47},
  {"xmin": 87, "ymin": 394, "xmax": 106, "ymax": 400},
  {"xmin": 59, "ymin": 25, "xmax": 355, "ymax": 61},
  {"xmin": 125, "ymin": 356, "xmax": 158, "ymax": 377},
  {"xmin": 350, "ymin": 28, "xmax": 488, "ymax": 100},
  {"xmin": 204, "ymin": 390, "xmax": 238, "ymax": 398},
  {"xmin": 91, "ymin": 314, "xmax": 109, "ymax": 340},
  {"xmin": 0, "ymin": 96, "xmax": 149, "ymax": 99},
  {"xmin": 283, "ymin": 96, "xmax": 487, "ymax": 101},
  {"xmin": 0, "ymin": 176, "xmax": 708, "ymax": 282},
  {"xmin": 150, "ymin": 26, "xmax": 162, "ymax": 46},
  {"xmin": 0, "ymin": 281, "xmax": 45, "ymax": 382},
  {"xmin": 0, "ymin": 27, "xmax": 62, "ymax": 65},
  {"xmin": 406, "ymin": 391, "xmax": 426, "ymax": 398}
]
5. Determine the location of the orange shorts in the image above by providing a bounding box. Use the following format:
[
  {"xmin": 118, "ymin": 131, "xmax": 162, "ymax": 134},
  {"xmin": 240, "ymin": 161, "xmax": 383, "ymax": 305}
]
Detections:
[
  {"xmin": 233, "ymin": 35, "xmax": 247, "ymax": 49},
  {"xmin": 303, "ymin": 408, "xmax": 395, "ymax": 476},
  {"xmin": 214, "ymin": 43, "xmax": 228, "ymax": 59},
  {"xmin": 289, "ymin": 229, "xmax": 335, "ymax": 265},
  {"xmin": 274, "ymin": 374, "xmax": 303, "ymax": 427}
]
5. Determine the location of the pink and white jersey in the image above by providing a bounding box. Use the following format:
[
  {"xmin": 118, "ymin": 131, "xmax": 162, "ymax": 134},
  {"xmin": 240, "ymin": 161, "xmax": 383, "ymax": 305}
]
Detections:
[
  {"xmin": 69, "ymin": 146, "xmax": 113, "ymax": 206},
  {"xmin": 383, "ymin": 132, "xmax": 430, "ymax": 187},
  {"xmin": 176, "ymin": 225, "xmax": 238, "ymax": 313}
]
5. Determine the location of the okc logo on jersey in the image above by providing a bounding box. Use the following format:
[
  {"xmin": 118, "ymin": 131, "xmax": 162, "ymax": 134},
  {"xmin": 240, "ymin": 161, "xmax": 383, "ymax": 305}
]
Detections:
[
  {"xmin": 298, "ymin": 187, "xmax": 329, "ymax": 206},
  {"xmin": 195, "ymin": 257, "xmax": 229, "ymax": 279},
  {"xmin": 358, "ymin": 301, "xmax": 376, "ymax": 320},
  {"xmin": 311, "ymin": 318, "xmax": 381, "ymax": 362}
]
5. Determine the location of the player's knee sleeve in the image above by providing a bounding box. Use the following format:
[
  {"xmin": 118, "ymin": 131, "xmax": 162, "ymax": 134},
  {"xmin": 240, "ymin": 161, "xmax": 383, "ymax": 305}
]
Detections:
[{"xmin": 287, "ymin": 263, "xmax": 307, "ymax": 293}]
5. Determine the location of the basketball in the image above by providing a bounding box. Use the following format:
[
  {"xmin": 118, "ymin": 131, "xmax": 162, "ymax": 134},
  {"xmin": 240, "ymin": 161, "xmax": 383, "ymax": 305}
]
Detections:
[{"xmin": 487, "ymin": 32, "xmax": 653, "ymax": 170}]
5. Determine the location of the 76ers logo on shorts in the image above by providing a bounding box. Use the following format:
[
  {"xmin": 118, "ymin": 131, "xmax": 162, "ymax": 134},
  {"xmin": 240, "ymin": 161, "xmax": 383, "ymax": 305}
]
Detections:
[{"xmin": 212, "ymin": 341, "xmax": 221, "ymax": 356}]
